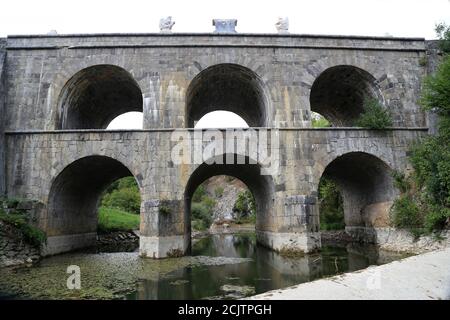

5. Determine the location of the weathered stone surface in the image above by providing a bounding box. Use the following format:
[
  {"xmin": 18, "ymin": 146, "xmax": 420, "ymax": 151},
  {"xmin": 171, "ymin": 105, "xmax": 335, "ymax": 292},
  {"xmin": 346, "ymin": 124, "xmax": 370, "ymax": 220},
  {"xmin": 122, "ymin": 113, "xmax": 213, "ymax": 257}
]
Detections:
[
  {"xmin": 0, "ymin": 221, "xmax": 40, "ymax": 267},
  {"xmin": 0, "ymin": 32, "xmax": 438, "ymax": 258},
  {"xmin": 362, "ymin": 201, "xmax": 392, "ymax": 227}
]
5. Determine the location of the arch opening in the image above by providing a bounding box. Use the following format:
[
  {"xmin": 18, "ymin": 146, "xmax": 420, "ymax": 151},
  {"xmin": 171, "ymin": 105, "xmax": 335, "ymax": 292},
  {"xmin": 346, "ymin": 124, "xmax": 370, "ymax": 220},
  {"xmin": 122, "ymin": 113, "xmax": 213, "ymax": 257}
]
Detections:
[
  {"xmin": 310, "ymin": 66, "xmax": 382, "ymax": 127},
  {"xmin": 190, "ymin": 175, "xmax": 255, "ymax": 232},
  {"xmin": 184, "ymin": 154, "xmax": 274, "ymax": 251},
  {"xmin": 186, "ymin": 64, "xmax": 268, "ymax": 128},
  {"xmin": 107, "ymin": 111, "xmax": 143, "ymax": 130},
  {"xmin": 194, "ymin": 111, "xmax": 249, "ymax": 129},
  {"xmin": 47, "ymin": 156, "xmax": 141, "ymax": 251},
  {"xmin": 57, "ymin": 65, "xmax": 143, "ymax": 129},
  {"xmin": 318, "ymin": 152, "xmax": 396, "ymax": 231}
]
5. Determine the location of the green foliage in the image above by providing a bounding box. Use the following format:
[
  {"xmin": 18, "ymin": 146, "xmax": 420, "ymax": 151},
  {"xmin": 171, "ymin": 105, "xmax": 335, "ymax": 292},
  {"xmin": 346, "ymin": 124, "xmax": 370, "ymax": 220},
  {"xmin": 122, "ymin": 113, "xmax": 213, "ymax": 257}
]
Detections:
[
  {"xmin": 318, "ymin": 177, "xmax": 345, "ymax": 230},
  {"xmin": 396, "ymin": 37, "xmax": 450, "ymax": 234},
  {"xmin": 233, "ymin": 190, "xmax": 256, "ymax": 216},
  {"xmin": 392, "ymin": 171, "xmax": 412, "ymax": 194},
  {"xmin": 192, "ymin": 185, "xmax": 206, "ymax": 203},
  {"xmin": 312, "ymin": 114, "xmax": 331, "ymax": 128},
  {"xmin": 235, "ymin": 214, "xmax": 256, "ymax": 225},
  {"xmin": 435, "ymin": 23, "xmax": 450, "ymax": 53},
  {"xmin": 191, "ymin": 183, "xmax": 217, "ymax": 231},
  {"xmin": 97, "ymin": 207, "xmax": 140, "ymax": 233},
  {"xmin": 158, "ymin": 200, "xmax": 172, "ymax": 215},
  {"xmin": 390, "ymin": 195, "xmax": 423, "ymax": 230},
  {"xmin": 101, "ymin": 177, "xmax": 140, "ymax": 214},
  {"xmin": 191, "ymin": 202, "xmax": 212, "ymax": 231},
  {"xmin": 214, "ymin": 186, "xmax": 224, "ymax": 198},
  {"xmin": 419, "ymin": 56, "xmax": 428, "ymax": 67},
  {"xmin": 421, "ymin": 56, "xmax": 450, "ymax": 118},
  {"xmin": 0, "ymin": 210, "xmax": 47, "ymax": 247},
  {"xmin": 355, "ymin": 98, "xmax": 393, "ymax": 129}
]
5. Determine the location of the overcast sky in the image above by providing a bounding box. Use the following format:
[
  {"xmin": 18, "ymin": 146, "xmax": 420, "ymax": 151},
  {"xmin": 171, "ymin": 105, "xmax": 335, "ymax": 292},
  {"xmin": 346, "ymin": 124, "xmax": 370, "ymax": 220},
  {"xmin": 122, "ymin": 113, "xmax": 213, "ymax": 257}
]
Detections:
[
  {"xmin": 1, "ymin": 0, "xmax": 449, "ymax": 38},
  {"xmin": 2, "ymin": 0, "xmax": 449, "ymax": 129}
]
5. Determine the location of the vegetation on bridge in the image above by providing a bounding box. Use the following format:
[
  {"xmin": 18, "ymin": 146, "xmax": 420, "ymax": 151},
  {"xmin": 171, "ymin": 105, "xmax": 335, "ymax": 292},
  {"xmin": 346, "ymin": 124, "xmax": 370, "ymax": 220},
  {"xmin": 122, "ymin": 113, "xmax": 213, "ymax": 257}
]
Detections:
[
  {"xmin": 355, "ymin": 98, "xmax": 393, "ymax": 129},
  {"xmin": 391, "ymin": 23, "xmax": 450, "ymax": 236}
]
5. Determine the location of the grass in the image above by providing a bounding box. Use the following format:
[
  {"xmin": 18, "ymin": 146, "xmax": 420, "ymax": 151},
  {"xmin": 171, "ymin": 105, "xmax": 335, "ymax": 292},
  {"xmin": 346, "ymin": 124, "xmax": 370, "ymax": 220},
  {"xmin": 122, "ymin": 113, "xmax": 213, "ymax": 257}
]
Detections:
[
  {"xmin": 97, "ymin": 206, "xmax": 140, "ymax": 233},
  {"xmin": 235, "ymin": 214, "xmax": 256, "ymax": 225}
]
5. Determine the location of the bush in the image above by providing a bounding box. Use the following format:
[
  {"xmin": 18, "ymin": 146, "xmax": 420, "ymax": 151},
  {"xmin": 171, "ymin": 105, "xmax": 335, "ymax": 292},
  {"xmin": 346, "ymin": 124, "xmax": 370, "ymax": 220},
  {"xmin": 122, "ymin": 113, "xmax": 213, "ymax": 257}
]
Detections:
[
  {"xmin": 355, "ymin": 98, "xmax": 392, "ymax": 129},
  {"xmin": 435, "ymin": 23, "xmax": 450, "ymax": 53},
  {"xmin": 233, "ymin": 190, "xmax": 256, "ymax": 216},
  {"xmin": 390, "ymin": 195, "xmax": 423, "ymax": 229},
  {"xmin": 389, "ymin": 25, "xmax": 450, "ymax": 236},
  {"xmin": 312, "ymin": 115, "xmax": 331, "ymax": 128},
  {"xmin": 0, "ymin": 210, "xmax": 47, "ymax": 247},
  {"xmin": 192, "ymin": 185, "xmax": 207, "ymax": 203},
  {"xmin": 318, "ymin": 177, "xmax": 345, "ymax": 230},
  {"xmin": 191, "ymin": 202, "xmax": 212, "ymax": 231},
  {"xmin": 101, "ymin": 177, "xmax": 140, "ymax": 214}
]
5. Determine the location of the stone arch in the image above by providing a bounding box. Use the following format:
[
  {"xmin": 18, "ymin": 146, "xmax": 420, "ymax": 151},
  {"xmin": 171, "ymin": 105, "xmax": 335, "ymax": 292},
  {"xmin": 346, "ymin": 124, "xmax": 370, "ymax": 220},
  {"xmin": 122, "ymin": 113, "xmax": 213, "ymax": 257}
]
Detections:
[
  {"xmin": 56, "ymin": 65, "xmax": 143, "ymax": 129},
  {"xmin": 185, "ymin": 64, "xmax": 270, "ymax": 128},
  {"xmin": 45, "ymin": 155, "xmax": 142, "ymax": 254},
  {"xmin": 309, "ymin": 65, "xmax": 384, "ymax": 126},
  {"xmin": 318, "ymin": 152, "xmax": 396, "ymax": 230},
  {"xmin": 184, "ymin": 153, "xmax": 275, "ymax": 250}
]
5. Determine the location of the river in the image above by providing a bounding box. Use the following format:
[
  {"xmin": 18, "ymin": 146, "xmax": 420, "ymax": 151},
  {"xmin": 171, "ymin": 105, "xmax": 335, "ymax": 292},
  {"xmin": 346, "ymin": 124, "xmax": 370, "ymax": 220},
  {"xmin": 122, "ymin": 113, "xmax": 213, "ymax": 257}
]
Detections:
[{"xmin": 0, "ymin": 232, "xmax": 409, "ymax": 300}]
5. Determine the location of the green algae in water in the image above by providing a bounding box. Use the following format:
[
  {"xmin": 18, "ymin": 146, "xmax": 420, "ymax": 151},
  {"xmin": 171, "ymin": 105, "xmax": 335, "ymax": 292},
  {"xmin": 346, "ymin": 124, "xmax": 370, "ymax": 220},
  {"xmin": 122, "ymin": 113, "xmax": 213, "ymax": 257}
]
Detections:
[
  {"xmin": 0, "ymin": 252, "xmax": 251, "ymax": 300},
  {"xmin": 0, "ymin": 233, "xmax": 409, "ymax": 300}
]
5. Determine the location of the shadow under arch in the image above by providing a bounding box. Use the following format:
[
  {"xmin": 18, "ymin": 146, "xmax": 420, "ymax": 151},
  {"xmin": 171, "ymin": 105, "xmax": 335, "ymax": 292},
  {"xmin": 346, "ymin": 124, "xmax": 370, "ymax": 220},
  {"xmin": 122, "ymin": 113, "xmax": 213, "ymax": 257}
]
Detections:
[
  {"xmin": 186, "ymin": 63, "xmax": 269, "ymax": 128},
  {"xmin": 57, "ymin": 64, "xmax": 143, "ymax": 129},
  {"xmin": 318, "ymin": 152, "xmax": 396, "ymax": 231},
  {"xmin": 45, "ymin": 155, "xmax": 142, "ymax": 254},
  {"xmin": 310, "ymin": 65, "xmax": 384, "ymax": 127},
  {"xmin": 184, "ymin": 153, "xmax": 275, "ymax": 252}
]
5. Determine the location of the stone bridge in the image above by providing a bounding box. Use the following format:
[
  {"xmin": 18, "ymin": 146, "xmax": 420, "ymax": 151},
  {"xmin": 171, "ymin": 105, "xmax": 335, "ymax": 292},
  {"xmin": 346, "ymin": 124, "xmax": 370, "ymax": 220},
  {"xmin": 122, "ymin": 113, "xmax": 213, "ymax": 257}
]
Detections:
[{"xmin": 0, "ymin": 32, "xmax": 434, "ymax": 257}]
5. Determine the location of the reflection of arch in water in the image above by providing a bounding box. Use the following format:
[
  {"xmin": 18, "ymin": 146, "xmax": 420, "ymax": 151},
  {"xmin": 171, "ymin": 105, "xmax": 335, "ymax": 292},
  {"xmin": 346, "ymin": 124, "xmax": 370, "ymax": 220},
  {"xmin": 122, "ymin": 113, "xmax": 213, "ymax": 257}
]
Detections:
[{"xmin": 184, "ymin": 153, "xmax": 274, "ymax": 252}]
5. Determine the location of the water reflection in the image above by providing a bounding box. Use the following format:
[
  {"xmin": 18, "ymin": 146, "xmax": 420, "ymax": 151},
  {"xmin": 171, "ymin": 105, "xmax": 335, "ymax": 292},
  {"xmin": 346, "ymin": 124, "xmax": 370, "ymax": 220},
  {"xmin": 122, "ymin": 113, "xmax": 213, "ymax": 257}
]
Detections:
[{"xmin": 128, "ymin": 233, "xmax": 406, "ymax": 300}]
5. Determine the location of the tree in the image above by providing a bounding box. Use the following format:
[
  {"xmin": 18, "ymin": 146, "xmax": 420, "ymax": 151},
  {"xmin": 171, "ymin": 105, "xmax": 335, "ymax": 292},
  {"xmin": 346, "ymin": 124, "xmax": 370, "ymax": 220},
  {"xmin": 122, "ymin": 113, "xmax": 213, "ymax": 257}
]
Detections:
[{"xmin": 391, "ymin": 23, "xmax": 450, "ymax": 233}]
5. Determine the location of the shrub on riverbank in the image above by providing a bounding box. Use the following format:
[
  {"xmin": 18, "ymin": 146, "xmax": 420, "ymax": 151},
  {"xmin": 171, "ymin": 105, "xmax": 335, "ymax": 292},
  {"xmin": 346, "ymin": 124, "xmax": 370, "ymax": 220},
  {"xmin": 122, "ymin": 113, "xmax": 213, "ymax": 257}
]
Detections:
[
  {"xmin": 318, "ymin": 178, "xmax": 345, "ymax": 230},
  {"xmin": 391, "ymin": 24, "xmax": 450, "ymax": 236},
  {"xmin": 0, "ymin": 205, "xmax": 46, "ymax": 247}
]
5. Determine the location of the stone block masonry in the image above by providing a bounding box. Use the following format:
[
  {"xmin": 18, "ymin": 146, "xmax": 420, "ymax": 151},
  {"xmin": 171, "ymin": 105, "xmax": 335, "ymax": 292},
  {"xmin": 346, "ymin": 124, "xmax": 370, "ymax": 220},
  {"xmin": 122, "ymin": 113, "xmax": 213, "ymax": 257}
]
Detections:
[{"xmin": 0, "ymin": 32, "xmax": 436, "ymax": 258}]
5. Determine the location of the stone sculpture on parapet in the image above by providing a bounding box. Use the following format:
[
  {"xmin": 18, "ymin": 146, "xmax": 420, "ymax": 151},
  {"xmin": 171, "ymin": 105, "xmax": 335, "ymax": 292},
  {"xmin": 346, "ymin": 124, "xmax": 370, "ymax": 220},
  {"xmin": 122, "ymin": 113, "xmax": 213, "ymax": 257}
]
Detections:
[
  {"xmin": 159, "ymin": 16, "xmax": 175, "ymax": 33},
  {"xmin": 213, "ymin": 19, "xmax": 237, "ymax": 33},
  {"xmin": 275, "ymin": 17, "xmax": 289, "ymax": 34}
]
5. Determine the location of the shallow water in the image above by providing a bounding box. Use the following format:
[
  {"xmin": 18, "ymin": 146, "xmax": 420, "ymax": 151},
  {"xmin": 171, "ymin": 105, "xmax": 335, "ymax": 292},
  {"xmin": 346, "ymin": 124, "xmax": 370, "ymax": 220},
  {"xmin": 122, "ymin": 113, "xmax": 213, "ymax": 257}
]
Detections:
[{"xmin": 0, "ymin": 233, "xmax": 409, "ymax": 300}]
